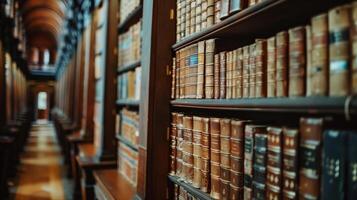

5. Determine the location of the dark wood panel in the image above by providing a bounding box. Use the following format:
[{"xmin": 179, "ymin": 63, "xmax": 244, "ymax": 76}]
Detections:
[{"xmin": 172, "ymin": 0, "xmax": 349, "ymax": 51}]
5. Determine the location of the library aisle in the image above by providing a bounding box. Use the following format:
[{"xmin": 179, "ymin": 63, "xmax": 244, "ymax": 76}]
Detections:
[{"xmin": 10, "ymin": 122, "xmax": 73, "ymax": 200}]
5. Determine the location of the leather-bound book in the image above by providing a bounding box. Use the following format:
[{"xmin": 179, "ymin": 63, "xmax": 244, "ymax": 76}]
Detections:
[
  {"xmin": 220, "ymin": 0, "xmax": 230, "ymax": 19},
  {"xmin": 182, "ymin": 47, "xmax": 189, "ymax": 98},
  {"xmin": 214, "ymin": 53, "xmax": 221, "ymax": 99},
  {"xmin": 188, "ymin": 44, "xmax": 199, "ymax": 98},
  {"xmin": 172, "ymin": 57, "xmax": 176, "ymax": 99},
  {"xmin": 306, "ymin": 25, "xmax": 312, "ymax": 96},
  {"xmin": 244, "ymin": 125, "xmax": 267, "ymax": 200},
  {"xmin": 267, "ymin": 127, "xmax": 283, "ymax": 199},
  {"xmin": 236, "ymin": 48, "xmax": 243, "ymax": 98},
  {"xmin": 252, "ymin": 133, "xmax": 268, "ymax": 200},
  {"xmin": 329, "ymin": 5, "xmax": 351, "ymax": 96},
  {"xmin": 255, "ymin": 39, "xmax": 267, "ymax": 98},
  {"xmin": 207, "ymin": 0, "xmax": 215, "ymax": 26},
  {"xmin": 299, "ymin": 118, "xmax": 323, "ymax": 200},
  {"xmin": 201, "ymin": 117, "xmax": 210, "ymax": 193},
  {"xmin": 210, "ymin": 117, "xmax": 221, "ymax": 199},
  {"xmin": 197, "ymin": 41, "xmax": 205, "ymax": 99},
  {"xmin": 193, "ymin": 116, "xmax": 203, "ymax": 188},
  {"xmin": 214, "ymin": 0, "xmax": 221, "ymax": 24},
  {"xmin": 322, "ymin": 130, "xmax": 348, "ymax": 200},
  {"xmin": 276, "ymin": 31, "xmax": 289, "ymax": 97},
  {"xmin": 267, "ymin": 36, "xmax": 276, "ymax": 97},
  {"xmin": 309, "ymin": 14, "xmax": 328, "ymax": 96},
  {"xmin": 183, "ymin": 115, "xmax": 194, "ymax": 183},
  {"xmin": 180, "ymin": 0, "xmax": 186, "ymax": 39},
  {"xmin": 175, "ymin": 51, "xmax": 181, "ymax": 99},
  {"xmin": 196, "ymin": 0, "xmax": 202, "ymax": 32},
  {"xmin": 347, "ymin": 132, "xmax": 357, "ymax": 200},
  {"xmin": 205, "ymin": 39, "xmax": 216, "ymax": 99},
  {"xmin": 243, "ymin": 46, "xmax": 250, "ymax": 98},
  {"xmin": 232, "ymin": 50, "xmax": 238, "ymax": 98},
  {"xmin": 282, "ymin": 128, "xmax": 299, "ymax": 199},
  {"xmin": 230, "ymin": 0, "xmax": 245, "ymax": 14},
  {"xmin": 288, "ymin": 26, "xmax": 306, "ymax": 97},
  {"xmin": 249, "ymin": 44, "xmax": 256, "ymax": 98},
  {"xmin": 176, "ymin": 0, "xmax": 181, "ymax": 41},
  {"xmin": 185, "ymin": 0, "xmax": 191, "ymax": 37},
  {"xmin": 170, "ymin": 113, "xmax": 178, "ymax": 175},
  {"xmin": 190, "ymin": 0, "xmax": 197, "ymax": 34},
  {"xmin": 352, "ymin": 2, "xmax": 357, "ymax": 94},
  {"xmin": 220, "ymin": 119, "xmax": 231, "ymax": 199},
  {"xmin": 220, "ymin": 51, "xmax": 227, "ymax": 99},
  {"xmin": 226, "ymin": 51, "xmax": 233, "ymax": 99},
  {"xmin": 201, "ymin": 0, "xmax": 207, "ymax": 29},
  {"xmin": 178, "ymin": 49, "xmax": 185, "ymax": 99},
  {"xmin": 176, "ymin": 113, "xmax": 184, "ymax": 177}
]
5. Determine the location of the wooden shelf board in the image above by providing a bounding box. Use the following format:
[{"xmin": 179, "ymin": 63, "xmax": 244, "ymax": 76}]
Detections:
[
  {"xmin": 117, "ymin": 61, "xmax": 141, "ymax": 74},
  {"xmin": 172, "ymin": 0, "xmax": 348, "ymax": 51},
  {"xmin": 171, "ymin": 97, "xmax": 357, "ymax": 116},
  {"xmin": 118, "ymin": 5, "xmax": 143, "ymax": 34},
  {"xmin": 168, "ymin": 175, "xmax": 212, "ymax": 200},
  {"xmin": 94, "ymin": 169, "xmax": 136, "ymax": 200},
  {"xmin": 116, "ymin": 99, "xmax": 140, "ymax": 107},
  {"xmin": 116, "ymin": 134, "xmax": 139, "ymax": 151}
]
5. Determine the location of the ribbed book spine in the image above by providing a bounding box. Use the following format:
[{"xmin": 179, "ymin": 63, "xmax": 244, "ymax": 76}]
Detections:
[
  {"xmin": 192, "ymin": 116, "xmax": 203, "ymax": 188},
  {"xmin": 171, "ymin": 57, "xmax": 176, "ymax": 99},
  {"xmin": 197, "ymin": 41, "xmax": 205, "ymax": 99},
  {"xmin": 255, "ymin": 39, "xmax": 267, "ymax": 98},
  {"xmin": 267, "ymin": 127, "xmax": 283, "ymax": 200},
  {"xmin": 267, "ymin": 36, "xmax": 276, "ymax": 97},
  {"xmin": 226, "ymin": 51, "xmax": 233, "ymax": 99},
  {"xmin": 276, "ymin": 31, "xmax": 289, "ymax": 97},
  {"xmin": 214, "ymin": 53, "xmax": 220, "ymax": 99},
  {"xmin": 249, "ymin": 44, "xmax": 256, "ymax": 98},
  {"xmin": 243, "ymin": 46, "xmax": 250, "ymax": 98},
  {"xmin": 210, "ymin": 117, "xmax": 221, "ymax": 199},
  {"xmin": 220, "ymin": 51, "xmax": 227, "ymax": 99},
  {"xmin": 205, "ymin": 39, "xmax": 216, "ymax": 99},
  {"xmin": 220, "ymin": 119, "xmax": 231, "ymax": 199},
  {"xmin": 236, "ymin": 48, "xmax": 243, "ymax": 98}
]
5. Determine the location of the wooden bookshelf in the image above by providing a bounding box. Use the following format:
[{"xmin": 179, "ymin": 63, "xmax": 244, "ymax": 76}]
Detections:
[
  {"xmin": 116, "ymin": 134, "xmax": 138, "ymax": 151},
  {"xmin": 117, "ymin": 61, "xmax": 141, "ymax": 74},
  {"xmin": 118, "ymin": 5, "xmax": 143, "ymax": 34},
  {"xmin": 168, "ymin": 175, "xmax": 212, "ymax": 200},
  {"xmin": 172, "ymin": 0, "xmax": 348, "ymax": 51}
]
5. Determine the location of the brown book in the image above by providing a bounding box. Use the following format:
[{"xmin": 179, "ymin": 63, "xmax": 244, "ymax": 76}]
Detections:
[
  {"xmin": 201, "ymin": 0, "xmax": 208, "ymax": 29},
  {"xmin": 214, "ymin": 0, "xmax": 221, "ymax": 24},
  {"xmin": 236, "ymin": 48, "xmax": 243, "ymax": 98},
  {"xmin": 197, "ymin": 41, "xmax": 205, "ymax": 98},
  {"xmin": 276, "ymin": 31, "xmax": 289, "ymax": 97},
  {"xmin": 190, "ymin": 0, "xmax": 197, "ymax": 35},
  {"xmin": 205, "ymin": 39, "xmax": 216, "ymax": 99},
  {"xmin": 282, "ymin": 127, "xmax": 299, "ymax": 199},
  {"xmin": 170, "ymin": 113, "xmax": 178, "ymax": 175},
  {"xmin": 176, "ymin": 113, "xmax": 184, "ymax": 177},
  {"xmin": 185, "ymin": 0, "xmax": 191, "ymax": 37},
  {"xmin": 249, "ymin": 44, "xmax": 256, "ymax": 98},
  {"xmin": 201, "ymin": 117, "xmax": 210, "ymax": 193},
  {"xmin": 329, "ymin": 5, "xmax": 351, "ymax": 96},
  {"xmin": 220, "ymin": 51, "xmax": 227, "ymax": 99},
  {"xmin": 176, "ymin": 0, "xmax": 182, "ymax": 41},
  {"xmin": 207, "ymin": 0, "xmax": 215, "ymax": 26},
  {"xmin": 288, "ymin": 26, "xmax": 306, "ymax": 97},
  {"xmin": 299, "ymin": 118, "xmax": 323, "ymax": 200},
  {"xmin": 214, "ymin": 53, "xmax": 221, "ymax": 99},
  {"xmin": 310, "ymin": 14, "xmax": 328, "ymax": 96},
  {"xmin": 226, "ymin": 51, "xmax": 233, "ymax": 99},
  {"xmin": 171, "ymin": 57, "xmax": 176, "ymax": 99},
  {"xmin": 255, "ymin": 39, "xmax": 267, "ymax": 98},
  {"xmin": 179, "ymin": 48, "xmax": 186, "ymax": 99},
  {"xmin": 182, "ymin": 116, "xmax": 194, "ymax": 183},
  {"xmin": 192, "ymin": 116, "xmax": 203, "ymax": 188},
  {"xmin": 176, "ymin": 52, "xmax": 181, "ymax": 99},
  {"xmin": 210, "ymin": 117, "xmax": 221, "ymax": 199},
  {"xmin": 196, "ymin": 0, "xmax": 202, "ymax": 32},
  {"xmin": 306, "ymin": 25, "xmax": 312, "ymax": 96},
  {"xmin": 189, "ymin": 44, "xmax": 199, "ymax": 98},
  {"xmin": 243, "ymin": 46, "xmax": 250, "ymax": 98},
  {"xmin": 220, "ymin": 0, "xmax": 230, "ymax": 19},
  {"xmin": 232, "ymin": 50, "xmax": 238, "ymax": 98},
  {"xmin": 351, "ymin": 2, "xmax": 357, "ymax": 94},
  {"xmin": 180, "ymin": 0, "xmax": 186, "ymax": 39},
  {"xmin": 230, "ymin": 0, "xmax": 245, "ymax": 13},
  {"xmin": 267, "ymin": 36, "xmax": 276, "ymax": 97}
]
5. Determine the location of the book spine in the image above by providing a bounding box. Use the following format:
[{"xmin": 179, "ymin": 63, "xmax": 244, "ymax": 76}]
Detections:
[
  {"xmin": 299, "ymin": 118, "xmax": 323, "ymax": 199},
  {"xmin": 305, "ymin": 25, "xmax": 312, "ymax": 97},
  {"xmin": 205, "ymin": 39, "xmax": 215, "ymax": 99},
  {"xmin": 237, "ymin": 48, "xmax": 243, "ymax": 98},
  {"xmin": 243, "ymin": 46, "xmax": 250, "ymax": 98},
  {"xmin": 180, "ymin": 48, "xmax": 186, "ymax": 98},
  {"xmin": 226, "ymin": 51, "xmax": 233, "ymax": 99},
  {"xmin": 196, "ymin": 0, "xmax": 202, "ymax": 32},
  {"xmin": 288, "ymin": 26, "xmax": 306, "ymax": 97},
  {"xmin": 347, "ymin": 132, "xmax": 357, "ymax": 200},
  {"xmin": 176, "ymin": 114, "xmax": 184, "ymax": 177},
  {"xmin": 214, "ymin": 0, "xmax": 221, "ymax": 24},
  {"xmin": 210, "ymin": 117, "xmax": 221, "ymax": 199},
  {"xmin": 249, "ymin": 44, "xmax": 256, "ymax": 98},
  {"xmin": 322, "ymin": 130, "xmax": 347, "ymax": 200},
  {"xmin": 351, "ymin": 2, "xmax": 357, "ymax": 94},
  {"xmin": 185, "ymin": 0, "xmax": 191, "ymax": 37},
  {"xmin": 310, "ymin": 13, "xmax": 329, "ymax": 96},
  {"xmin": 176, "ymin": 52, "xmax": 181, "ymax": 99},
  {"xmin": 220, "ymin": 118, "xmax": 231, "ymax": 199},
  {"xmin": 214, "ymin": 53, "xmax": 221, "ymax": 99},
  {"xmin": 201, "ymin": 0, "xmax": 208, "ymax": 29},
  {"xmin": 184, "ymin": 47, "xmax": 190, "ymax": 98},
  {"xmin": 182, "ymin": 116, "xmax": 194, "ymax": 183},
  {"xmin": 267, "ymin": 127, "xmax": 283, "ymax": 199},
  {"xmin": 181, "ymin": 0, "xmax": 186, "ymax": 39},
  {"xmin": 207, "ymin": 0, "xmax": 215, "ymax": 27},
  {"xmin": 276, "ymin": 31, "xmax": 289, "ymax": 97},
  {"xmin": 197, "ymin": 41, "xmax": 205, "ymax": 99},
  {"xmin": 170, "ymin": 113, "xmax": 178, "ymax": 175},
  {"xmin": 176, "ymin": 0, "xmax": 181, "ymax": 41},
  {"xmin": 172, "ymin": 58, "xmax": 176, "ymax": 99},
  {"xmin": 190, "ymin": 0, "xmax": 197, "ymax": 34},
  {"xmin": 282, "ymin": 128, "xmax": 299, "ymax": 199},
  {"xmin": 201, "ymin": 117, "xmax": 210, "ymax": 193},
  {"xmin": 252, "ymin": 133, "xmax": 267, "ymax": 200},
  {"xmin": 328, "ymin": 5, "xmax": 351, "ymax": 96},
  {"xmin": 220, "ymin": 51, "xmax": 227, "ymax": 99},
  {"xmin": 189, "ymin": 44, "xmax": 199, "ymax": 98},
  {"xmin": 192, "ymin": 116, "xmax": 203, "ymax": 188},
  {"xmin": 232, "ymin": 50, "xmax": 238, "ymax": 98},
  {"xmin": 255, "ymin": 39, "xmax": 267, "ymax": 98},
  {"xmin": 267, "ymin": 36, "xmax": 276, "ymax": 97}
]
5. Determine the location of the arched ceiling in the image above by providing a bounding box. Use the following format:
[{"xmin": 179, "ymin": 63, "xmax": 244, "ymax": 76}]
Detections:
[{"xmin": 20, "ymin": 0, "xmax": 68, "ymax": 51}]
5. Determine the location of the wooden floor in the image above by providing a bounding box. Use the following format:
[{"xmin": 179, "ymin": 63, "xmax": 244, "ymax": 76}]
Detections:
[{"xmin": 10, "ymin": 121, "xmax": 73, "ymax": 200}]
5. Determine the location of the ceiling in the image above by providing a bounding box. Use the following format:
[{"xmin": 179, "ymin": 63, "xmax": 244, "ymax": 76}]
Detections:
[{"xmin": 20, "ymin": 0, "xmax": 68, "ymax": 69}]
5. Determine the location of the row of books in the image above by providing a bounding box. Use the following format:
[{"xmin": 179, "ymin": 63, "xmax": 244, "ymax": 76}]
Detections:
[
  {"xmin": 117, "ymin": 66, "xmax": 141, "ymax": 101},
  {"xmin": 119, "ymin": 0, "xmax": 141, "ymax": 24},
  {"xmin": 172, "ymin": 3, "xmax": 357, "ymax": 99},
  {"xmin": 118, "ymin": 141, "xmax": 139, "ymax": 186},
  {"xmin": 116, "ymin": 108, "xmax": 140, "ymax": 147},
  {"xmin": 176, "ymin": 0, "xmax": 265, "ymax": 41},
  {"xmin": 169, "ymin": 113, "xmax": 357, "ymax": 200},
  {"xmin": 118, "ymin": 20, "xmax": 142, "ymax": 68}
]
